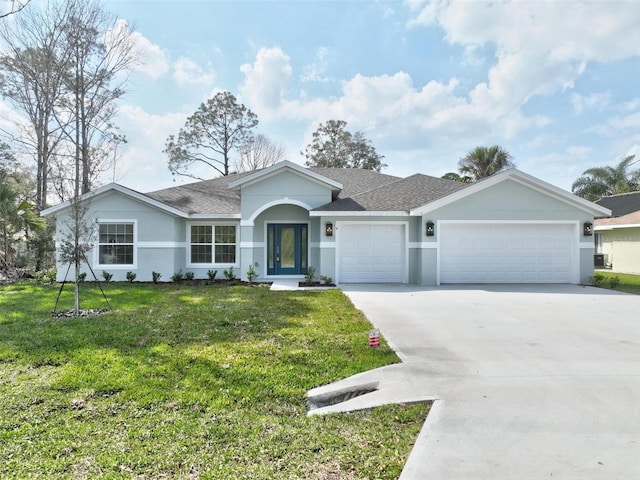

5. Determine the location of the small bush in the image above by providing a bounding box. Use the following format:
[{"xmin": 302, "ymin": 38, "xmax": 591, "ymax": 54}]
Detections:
[
  {"xmin": 207, "ymin": 269, "xmax": 217, "ymax": 281},
  {"xmin": 608, "ymin": 275, "xmax": 621, "ymax": 289},
  {"xmin": 102, "ymin": 271, "xmax": 113, "ymax": 282},
  {"xmin": 126, "ymin": 271, "xmax": 137, "ymax": 283},
  {"xmin": 78, "ymin": 272, "xmax": 87, "ymax": 283},
  {"xmin": 152, "ymin": 271, "xmax": 162, "ymax": 284},
  {"xmin": 246, "ymin": 265, "xmax": 257, "ymax": 284},
  {"xmin": 320, "ymin": 275, "xmax": 333, "ymax": 285},
  {"xmin": 171, "ymin": 270, "xmax": 184, "ymax": 283},
  {"xmin": 223, "ymin": 268, "xmax": 236, "ymax": 280},
  {"xmin": 590, "ymin": 273, "xmax": 606, "ymax": 287},
  {"xmin": 304, "ymin": 266, "xmax": 316, "ymax": 283},
  {"xmin": 45, "ymin": 269, "xmax": 57, "ymax": 284},
  {"xmin": 184, "ymin": 271, "xmax": 195, "ymax": 281}
]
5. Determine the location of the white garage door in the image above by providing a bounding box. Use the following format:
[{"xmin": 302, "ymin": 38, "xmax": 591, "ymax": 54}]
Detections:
[
  {"xmin": 338, "ymin": 224, "xmax": 406, "ymax": 283},
  {"xmin": 440, "ymin": 223, "xmax": 575, "ymax": 284}
]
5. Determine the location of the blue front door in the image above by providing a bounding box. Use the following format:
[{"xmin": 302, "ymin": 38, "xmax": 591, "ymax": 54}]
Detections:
[{"xmin": 267, "ymin": 224, "xmax": 308, "ymax": 275}]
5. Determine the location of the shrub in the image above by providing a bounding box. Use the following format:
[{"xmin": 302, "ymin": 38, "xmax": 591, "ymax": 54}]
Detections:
[
  {"xmin": 78, "ymin": 272, "xmax": 87, "ymax": 283},
  {"xmin": 184, "ymin": 271, "xmax": 195, "ymax": 281},
  {"xmin": 102, "ymin": 271, "xmax": 113, "ymax": 282},
  {"xmin": 45, "ymin": 269, "xmax": 57, "ymax": 284},
  {"xmin": 320, "ymin": 275, "xmax": 333, "ymax": 285},
  {"xmin": 304, "ymin": 266, "xmax": 316, "ymax": 283},
  {"xmin": 223, "ymin": 267, "xmax": 236, "ymax": 280},
  {"xmin": 608, "ymin": 275, "xmax": 621, "ymax": 289},
  {"xmin": 207, "ymin": 269, "xmax": 217, "ymax": 281},
  {"xmin": 590, "ymin": 273, "xmax": 606, "ymax": 287},
  {"xmin": 152, "ymin": 271, "xmax": 162, "ymax": 284},
  {"xmin": 126, "ymin": 271, "xmax": 137, "ymax": 283},
  {"xmin": 171, "ymin": 270, "xmax": 184, "ymax": 283},
  {"xmin": 246, "ymin": 265, "xmax": 257, "ymax": 284}
]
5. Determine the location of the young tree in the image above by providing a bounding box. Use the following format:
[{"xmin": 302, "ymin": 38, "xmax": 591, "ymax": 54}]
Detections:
[
  {"xmin": 235, "ymin": 133, "xmax": 286, "ymax": 172},
  {"xmin": 458, "ymin": 145, "xmax": 514, "ymax": 181},
  {"xmin": 302, "ymin": 120, "xmax": 386, "ymax": 171},
  {"xmin": 572, "ymin": 155, "xmax": 640, "ymax": 201},
  {"xmin": 165, "ymin": 91, "xmax": 258, "ymax": 179}
]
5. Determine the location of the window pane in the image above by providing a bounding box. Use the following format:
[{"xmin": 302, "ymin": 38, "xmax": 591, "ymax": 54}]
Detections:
[
  {"xmin": 301, "ymin": 225, "xmax": 308, "ymax": 269},
  {"xmin": 215, "ymin": 225, "xmax": 236, "ymax": 244},
  {"xmin": 191, "ymin": 245, "xmax": 212, "ymax": 263},
  {"xmin": 191, "ymin": 225, "xmax": 212, "ymax": 244},
  {"xmin": 215, "ymin": 245, "xmax": 236, "ymax": 263},
  {"xmin": 98, "ymin": 223, "xmax": 134, "ymax": 265},
  {"xmin": 99, "ymin": 245, "xmax": 133, "ymax": 265},
  {"xmin": 268, "ymin": 226, "xmax": 274, "ymax": 269}
]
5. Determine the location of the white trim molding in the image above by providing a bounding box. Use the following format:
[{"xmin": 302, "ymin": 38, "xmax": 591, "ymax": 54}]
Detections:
[{"xmin": 242, "ymin": 199, "xmax": 313, "ymax": 226}]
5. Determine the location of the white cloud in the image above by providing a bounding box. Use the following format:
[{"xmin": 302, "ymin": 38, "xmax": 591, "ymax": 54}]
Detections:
[
  {"xmin": 571, "ymin": 92, "xmax": 612, "ymax": 114},
  {"xmin": 109, "ymin": 19, "xmax": 170, "ymax": 80},
  {"xmin": 113, "ymin": 104, "xmax": 188, "ymax": 191},
  {"xmin": 239, "ymin": 47, "xmax": 293, "ymax": 118},
  {"xmin": 301, "ymin": 47, "xmax": 332, "ymax": 83},
  {"xmin": 173, "ymin": 57, "xmax": 216, "ymax": 87}
]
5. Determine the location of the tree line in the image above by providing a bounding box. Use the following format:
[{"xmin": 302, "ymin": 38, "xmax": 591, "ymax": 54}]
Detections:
[{"xmin": 0, "ymin": 0, "xmax": 137, "ymax": 275}]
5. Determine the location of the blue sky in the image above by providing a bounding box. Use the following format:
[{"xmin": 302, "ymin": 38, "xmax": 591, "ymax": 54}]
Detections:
[{"xmin": 7, "ymin": 0, "xmax": 640, "ymax": 194}]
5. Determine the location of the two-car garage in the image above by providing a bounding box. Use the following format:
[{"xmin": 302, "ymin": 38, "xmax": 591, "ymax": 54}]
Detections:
[
  {"xmin": 336, "ymin": 221, "xmax": 579, "ymax": 285},
  {"xmin": 439, "ymin": 222, "xmax": 577, "ymax": 284}
]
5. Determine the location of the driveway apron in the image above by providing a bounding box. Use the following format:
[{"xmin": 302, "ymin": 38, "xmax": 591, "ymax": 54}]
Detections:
[{"xmin": 338, "ymin": 284, "xmax": 640, "ymax": 480}]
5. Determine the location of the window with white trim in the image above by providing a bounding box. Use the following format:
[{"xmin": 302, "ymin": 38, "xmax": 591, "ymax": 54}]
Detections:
[
  {"xmin": 190, "ymin": 224, "xmax": 237, "ymax": 265},
  {"xmin": 98, "ymin": 223, "xmax": 134, "ymax": 265}
]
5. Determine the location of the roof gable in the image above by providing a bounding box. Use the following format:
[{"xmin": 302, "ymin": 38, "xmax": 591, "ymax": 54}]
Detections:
[
  {"xmin": 41, "ymin": 183, "xmax": 189, "ymax": 218},
  {"xmin": 410, "ymin": 169, "xmax": 612, "ymax": 217},
  {"xmin": 228, "ymin": 160, "xmax": 342, "ymax": 192}
]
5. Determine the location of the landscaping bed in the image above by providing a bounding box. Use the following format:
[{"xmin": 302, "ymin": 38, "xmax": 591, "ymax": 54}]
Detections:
[{"xmin": 0, "ymin": 282, "xmax": 428, "ymax": 479}]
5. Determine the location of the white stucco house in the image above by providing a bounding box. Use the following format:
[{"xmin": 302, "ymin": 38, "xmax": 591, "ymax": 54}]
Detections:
[{"xmin": 41, "ymin": 161, "xmax": 611, "ymax": 285}]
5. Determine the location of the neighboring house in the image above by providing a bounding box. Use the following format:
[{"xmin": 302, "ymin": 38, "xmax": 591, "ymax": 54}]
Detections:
[
  {"xmin": 41, "ymin": 161, "xmax": 610, "ymax": 285},
  {"xmin": 594, "ymin": 191, "xmax": 640, "ymax": 274}
]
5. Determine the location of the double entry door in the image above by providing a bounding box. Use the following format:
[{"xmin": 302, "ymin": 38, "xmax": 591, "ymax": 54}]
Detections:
[{"xmin": 267, "ymin": 224, "xmax": 308, "ymax": 275}]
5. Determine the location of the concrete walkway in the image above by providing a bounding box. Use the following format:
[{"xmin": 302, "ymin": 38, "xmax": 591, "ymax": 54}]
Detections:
[{"xmin": 308, "ymin": 284, "xmax": 640, "ymax": 480}]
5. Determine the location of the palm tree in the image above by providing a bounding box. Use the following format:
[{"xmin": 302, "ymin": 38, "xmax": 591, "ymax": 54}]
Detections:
[
  {"xmin": 458, "ymin": 145, "xmax": 515, "ymax": 181},
  {"xmin": 571, "ymin": 155, "xmax": 640, "ymax": 201}
]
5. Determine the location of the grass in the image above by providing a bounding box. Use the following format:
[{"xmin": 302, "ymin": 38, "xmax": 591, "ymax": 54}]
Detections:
[
  {"xmin": 593, "ymin": 271, "xmax": 640, "ymax": 295},
  {"xmin": 0, "ymin": 282, "xmax": 429, "ymax": 479}
]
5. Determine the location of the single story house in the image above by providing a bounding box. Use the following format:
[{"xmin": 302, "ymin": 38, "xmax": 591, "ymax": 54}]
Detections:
[
  {"xmin": 41, "ymin": 161, "xmax": 610, "ymax": 285},
  {"xmin": 594, "ymin": 191, "xmax": 640, "ymax": 274}
]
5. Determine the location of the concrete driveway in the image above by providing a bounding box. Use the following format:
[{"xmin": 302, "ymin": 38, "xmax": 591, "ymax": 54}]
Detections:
[{"xmin": 308, "ymin": 284, "xmax": 640, "ymax": 479}]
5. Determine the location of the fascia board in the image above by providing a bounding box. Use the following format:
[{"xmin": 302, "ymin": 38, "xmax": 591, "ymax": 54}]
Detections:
[{"xmin": 309, "ymin": 210, "xmax": 409, "ymax": 217}]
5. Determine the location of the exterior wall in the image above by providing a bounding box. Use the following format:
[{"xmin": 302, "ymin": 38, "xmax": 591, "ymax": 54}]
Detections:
[
  {"xmin": 599, "ymin": 227, "xmax": 640, "ymax": 274},
  {"xmin": 419, "ymin": 179, "xmax": 596, "ymax": 285},
  {"xmin": 239, "ymin": 171, "xmax": 332, "ymax": 221},
  {"xmin": 53, "ymin": 191, "xmax": 186, "ymax": 282}
]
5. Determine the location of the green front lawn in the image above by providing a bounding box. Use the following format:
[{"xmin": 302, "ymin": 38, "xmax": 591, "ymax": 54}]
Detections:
[
  {"xmin": 0, "ymin": 283, "xmax": 428, "ymax": 479},
  {"xmin": 593, "ymin": 271, "xmax": 640, "ymax": 295}
]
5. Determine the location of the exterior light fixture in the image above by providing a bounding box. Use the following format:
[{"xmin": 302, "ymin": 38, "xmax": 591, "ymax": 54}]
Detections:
[
  {"xmin": 583, "ymin": 222, "xmax": 593, "ymax": 236},
  {"xmin": 426, "ymin": 221, "xmax": 435, "ymax": 237},
  {"xmin": 325, "ymin": 222, "xmax": 333, "ymax": 237}
]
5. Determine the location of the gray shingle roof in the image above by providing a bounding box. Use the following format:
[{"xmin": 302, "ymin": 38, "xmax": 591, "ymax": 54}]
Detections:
[
  {"xmin": 313, "ymin": 173, "xmax": 469, "ymax": 212},
  {"xmin": 144, "ymin": 172, "xmax": 251, "ymax": 215},
  {"xmin": 142, "ymin": 167, "xmax": 469, "ymax": 215},
  {"xmin": 595, "ymin": 191, "xmax": 640, "ymax": 217}
]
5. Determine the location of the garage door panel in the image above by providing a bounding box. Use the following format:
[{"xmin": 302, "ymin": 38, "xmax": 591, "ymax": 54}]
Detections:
[
  {"xmin": 338, "ymin": 224, "xmax": 405, "ymax": 283},
  {"xmin": 440, "ymin": 223, "xmax": 575, "ymax": 284}
]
